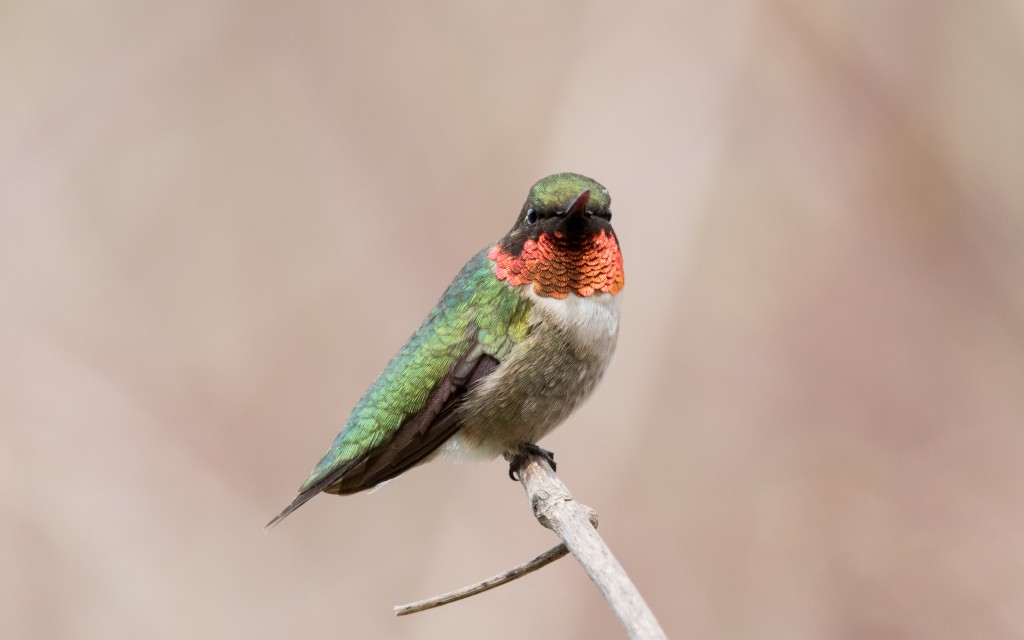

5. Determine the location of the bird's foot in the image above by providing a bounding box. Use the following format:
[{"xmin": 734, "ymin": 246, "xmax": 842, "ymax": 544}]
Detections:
[{"xmin": 506, "ymin": 443, "xmax": 557, "ymax": 481}]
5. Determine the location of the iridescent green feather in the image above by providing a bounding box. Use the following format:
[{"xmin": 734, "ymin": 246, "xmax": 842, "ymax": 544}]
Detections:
[
  {"xmin": 530, "ymin": 173, "xmax": 610, "ymax": 212},
  {"xmin": 299, "ymin": 248, "xmax": 531, "ymax": 492}
]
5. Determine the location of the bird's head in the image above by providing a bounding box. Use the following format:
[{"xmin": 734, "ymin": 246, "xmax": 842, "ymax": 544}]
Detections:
[{"xmin": 490, "ymin": 173, "xmax": 624, "ymax": 299}]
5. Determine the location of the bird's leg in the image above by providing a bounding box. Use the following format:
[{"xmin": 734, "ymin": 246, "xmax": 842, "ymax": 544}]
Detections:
[{"xmin": 506, "ymin": 443, "xmax": 557, "ymax": 481}]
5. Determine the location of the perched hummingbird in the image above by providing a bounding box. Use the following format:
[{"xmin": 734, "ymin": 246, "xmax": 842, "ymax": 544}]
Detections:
[{"xmin": 267, "ymin": 173, "xmax": 624, "ymax": 528}]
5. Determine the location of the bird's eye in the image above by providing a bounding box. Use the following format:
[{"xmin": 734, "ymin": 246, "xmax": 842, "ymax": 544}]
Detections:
[
  {"xmin": 526, "ymin": 208, "xmax": 538, "ymax": 224},
  {"xmin": 600, "ymin": 209, "xmax": 612, "ymax": 221}
]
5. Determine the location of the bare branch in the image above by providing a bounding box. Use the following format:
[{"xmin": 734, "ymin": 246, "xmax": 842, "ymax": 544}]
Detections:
[
  {"xmin": 394, "ymin": 453, "xmax": 665, "ymax": 639},
  {"xmin": 394, "ymin": 543, "xmax": 569, "ymax": 616},
  {"xmin": 512, "ymin": 454, "xmax": 667, "ymax": 640}
]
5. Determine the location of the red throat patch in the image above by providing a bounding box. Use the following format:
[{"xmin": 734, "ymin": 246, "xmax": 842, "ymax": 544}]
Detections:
[{"xmin": 488, "ymin": 229, "xmax": 625, "ymax": 299}]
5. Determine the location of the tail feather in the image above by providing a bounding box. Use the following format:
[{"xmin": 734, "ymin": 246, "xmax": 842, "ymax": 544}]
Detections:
[
  {"xmin": 265, "ymin": 351, "xmax": 499, "ymax": 531},
  {"xmin": 264, "ymin": 491, "xmax": 318, "ymax": 531}
]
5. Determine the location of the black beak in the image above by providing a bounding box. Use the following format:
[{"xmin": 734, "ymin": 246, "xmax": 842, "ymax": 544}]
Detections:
[{"xmin": 565, "ymin": 190, "xmax": 591, "ymax": 218}]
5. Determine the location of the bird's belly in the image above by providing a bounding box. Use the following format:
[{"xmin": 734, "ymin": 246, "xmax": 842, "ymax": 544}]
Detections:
[{"xmin": 445, "ymin": 291, "xmax": 621, "ymax": 459}]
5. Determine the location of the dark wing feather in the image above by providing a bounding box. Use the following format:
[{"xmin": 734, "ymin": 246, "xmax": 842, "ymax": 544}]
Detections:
[
  {"xmin": 328, "ymin": 352, "xmax": 498, "ymax": 494},
  {"xmin": 264, "ymin": 352, "xmax": 498, "ymax": 529}
]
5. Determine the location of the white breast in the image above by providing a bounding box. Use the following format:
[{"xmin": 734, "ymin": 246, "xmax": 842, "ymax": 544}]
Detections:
[
  {"xmin": 525, "ymin": 289, "xmax": 622, "ymax": 344},
  {"xmin": 441, "ymin": 288, "xmax": 622, "ymax": 461}
]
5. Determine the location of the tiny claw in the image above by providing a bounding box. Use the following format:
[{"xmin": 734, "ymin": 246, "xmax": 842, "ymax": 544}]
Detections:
[
  {"xmin": 524, "ymin": 443, "xmax": 556, "ymax": 472},
  {"xmin": 506, "ymin": 443, "xmax": 557, "ymax": 481}
]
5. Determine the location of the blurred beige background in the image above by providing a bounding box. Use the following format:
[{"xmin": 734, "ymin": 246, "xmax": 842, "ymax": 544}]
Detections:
[{"xmin": 3, "ymin": 1, "xmax": 1024, "ymax": 638}]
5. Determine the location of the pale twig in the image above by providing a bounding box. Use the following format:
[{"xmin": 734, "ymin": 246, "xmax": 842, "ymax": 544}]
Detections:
[
  {"xmin": 395, "ymin": 453, "xmax": 666, "ymax": 639},
  {"xmin": 394, "ymin": 543, "xmax": 569, "ymax": 616},
  {"xmin": 512, "ymin": 454, "xmax": 667, "ymax": 639}
]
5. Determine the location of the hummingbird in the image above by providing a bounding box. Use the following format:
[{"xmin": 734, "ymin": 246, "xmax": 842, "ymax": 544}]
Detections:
[{"xmin": 267, "ymin": 172, "xmax": 624, "ymax": 528}]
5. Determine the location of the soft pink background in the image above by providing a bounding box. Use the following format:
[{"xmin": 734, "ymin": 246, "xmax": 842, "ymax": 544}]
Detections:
[{"xmin": 4, "ymin": 2, "xmax": 1024, "ymax": 638}]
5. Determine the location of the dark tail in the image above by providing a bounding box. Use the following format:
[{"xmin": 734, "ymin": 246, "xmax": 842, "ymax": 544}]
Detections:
[{"xmin": 264, "ymin": 491, "xmax": 319, "ymax": 531}]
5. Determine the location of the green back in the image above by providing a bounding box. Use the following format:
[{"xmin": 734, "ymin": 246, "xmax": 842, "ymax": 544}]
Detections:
[{"xmin": 300, "ymin": 249, "xmax": 531, "ymax": 491}]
